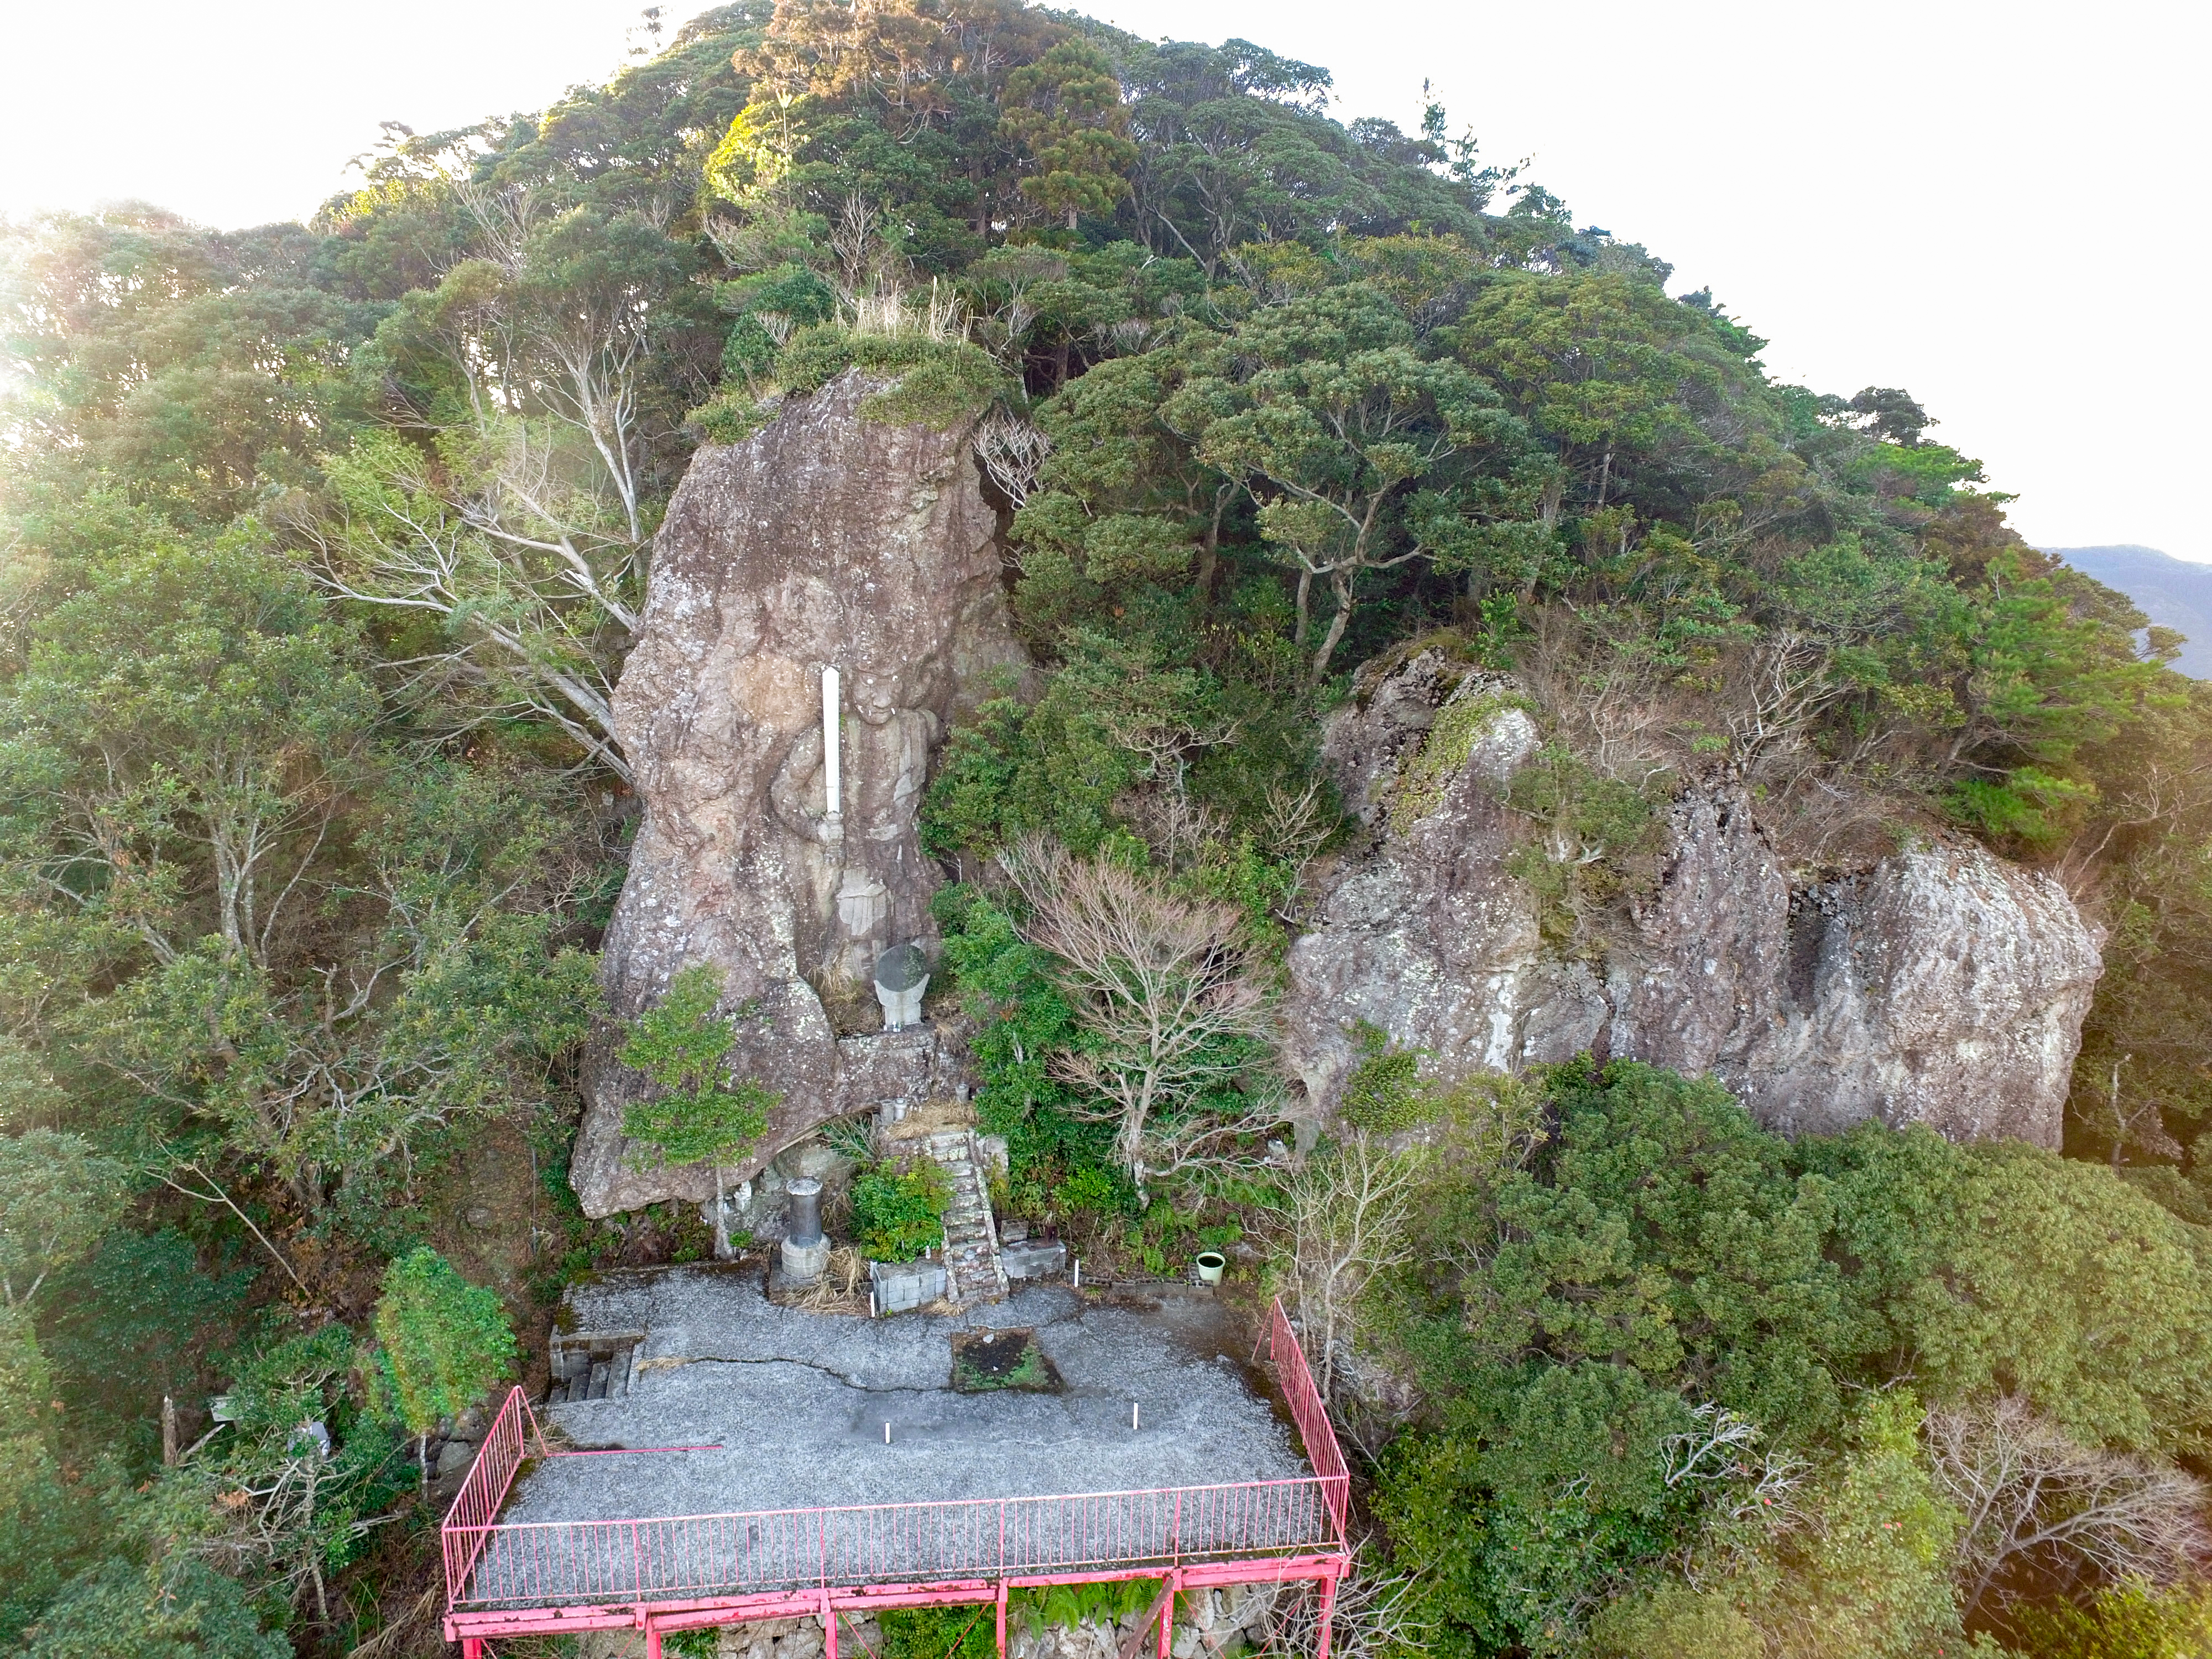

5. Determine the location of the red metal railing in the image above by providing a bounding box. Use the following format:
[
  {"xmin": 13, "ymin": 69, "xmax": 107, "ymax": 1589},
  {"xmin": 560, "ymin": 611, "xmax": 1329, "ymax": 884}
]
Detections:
[
  {"xmin": 441, "ymin": 1384, "xmax": 547, "ymax": 1605},
  {"xmin": 447, "ymin": 1474, "xmax": 1338, "ymax": 1609},
  {"xmin": 1267, "ymin": 1298, "xmax": 1350, "ymax": 1536},
  {"xmin": 443, "ymin": 1297, "xmax": 1353, "ymax": 1615}
]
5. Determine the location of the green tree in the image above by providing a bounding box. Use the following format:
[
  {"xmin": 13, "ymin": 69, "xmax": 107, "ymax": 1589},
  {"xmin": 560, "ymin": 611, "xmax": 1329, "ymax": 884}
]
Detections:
[
  {"xmin": 0, "ymin": 208, "xmax": 375, "ymax": 525},
  {"xmin": 1759, "ymin": 1393, "xmax": 1964, "ymax": 1659},
  {"xmin": 1014, "ymin": 344, "xmax": 1232, "ymax": 622},
  {"xmin": 36, "ymin": 1228, "xmax": 251, "ymax": 1433},
  {"xmin": 0, "ymin": 544, "xmax": 602, "ymax": 1213},
  {"xmin": 1118, "ymin": 39, "xmax": 1485, "ymax": 273},
  {"xmin": 999, "ymin": 40, "xmax": 1139, "ymax": 231},
  {"xmin": 0, "ymin": 1303, "xmax": 59, "ymax": 1537},
  {"xmin": 1468, "ymin": 1061, "xmax": 1864, "ymax": 1441},
  {"xmin": 2015, "ymin": 1579, "xmax": 2212, "ymax": 1659},
  {"xmin": 1809, "ymin": 1126, "xmax": 2212, "ymax": 1458},
  {"xmin": 620, "ymin": 963, "xmax": 778, "ymax": 1260},
  {"xmin": 1587, "ymin": 1581, "xmax": 1762, "ymax": 1659},
  {"xmin": 170, "ymin": 1324, "xmax": 404, "ymax": 1625},
  {"xmin": 0, "ymin": 1130, "xmax": 125, "ymax": 1308},
  {"xmin": 321, "ymin": 200, "xmax": 717, "ymax": 779},
  {"xmin": 18, "ymin": 1558, "xmax": 286, "ymax": 1659},
  {"xmin": 1375, "ymin": 1064, "xmax": 1892, "ymax": 1653},
  {"xmin": 1, "ymin": 538, "xmax": 377, "ymax": 977},
  {"xmin": 371, "ymin": 1248, "xmax": 515, "ymax": 1484},
  {"xmin": 1166, "ymin": 283, "xmax": 1506, "ymax": 681}
]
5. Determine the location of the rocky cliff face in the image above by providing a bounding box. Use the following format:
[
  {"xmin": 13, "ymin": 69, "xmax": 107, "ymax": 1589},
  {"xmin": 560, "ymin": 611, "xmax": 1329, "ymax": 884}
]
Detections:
[
  {"xmin": 572, "ymin": 371, "xmax": 1024, "ymax": 1217},
  {"xmin": 1286, "ymin": 653, "xmax": 2104, "ymax": 1148},
  {"xmin": 1283, "ymin": 654, "xmax": 1605, "ymax": 1113},
  {"xmin": 1737, "ymin": 847, "xmax": 2105, "ymax": 1142}
]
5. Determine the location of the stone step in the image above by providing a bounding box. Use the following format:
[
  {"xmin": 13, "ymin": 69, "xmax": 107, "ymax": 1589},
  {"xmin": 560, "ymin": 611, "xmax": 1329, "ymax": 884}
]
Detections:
[{"xmin": 909, "ymin": 1128, "xmax": 1007, "ymax": 1303}]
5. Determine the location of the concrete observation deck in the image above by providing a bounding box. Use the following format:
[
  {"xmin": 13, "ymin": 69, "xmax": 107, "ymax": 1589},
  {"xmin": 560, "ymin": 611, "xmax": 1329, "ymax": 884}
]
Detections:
[
  {"xmin": 440, "ymin": 1265, "xmax": 1349, "ymax": 1655},
  {"xmin": 521, "ymin": 1266, "xmax": 1308, "ymax": 1524}
]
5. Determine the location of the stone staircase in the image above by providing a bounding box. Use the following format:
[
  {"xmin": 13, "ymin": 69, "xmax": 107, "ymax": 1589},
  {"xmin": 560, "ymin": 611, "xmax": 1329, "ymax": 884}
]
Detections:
[{"xmin": 922, "ymin": 1128, "xmax": 1008, "ymax": 1305}]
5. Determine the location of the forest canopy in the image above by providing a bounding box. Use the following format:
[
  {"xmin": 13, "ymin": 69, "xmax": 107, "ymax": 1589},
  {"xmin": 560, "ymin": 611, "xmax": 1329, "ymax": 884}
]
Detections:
[{"xmin": 4, "ymin": 2, "xmax": 2211, "ymax": 1655}]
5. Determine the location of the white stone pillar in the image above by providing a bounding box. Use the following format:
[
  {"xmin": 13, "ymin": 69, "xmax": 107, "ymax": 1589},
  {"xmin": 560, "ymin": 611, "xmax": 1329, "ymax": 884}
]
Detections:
[{"xmin": 821, "ymin": 665, "xmax": 842, "ymax": 827}]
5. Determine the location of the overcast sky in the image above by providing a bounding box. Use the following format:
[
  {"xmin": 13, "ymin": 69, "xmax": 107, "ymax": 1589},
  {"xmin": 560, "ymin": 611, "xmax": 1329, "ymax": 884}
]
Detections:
[{"xmin": 3, "ymin": 0, "xmax": 2204, "ymax": 562}]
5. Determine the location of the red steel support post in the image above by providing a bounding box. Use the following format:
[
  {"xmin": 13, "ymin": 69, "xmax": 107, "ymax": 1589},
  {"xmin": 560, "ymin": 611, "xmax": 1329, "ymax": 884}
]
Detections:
[
  {"xmin": 646, "ymin": 1625, "xmax": 664, "ymax": 1659},
  {"xmin": 996, "ymin": 1578, "xmax": 1009, "ymax": 1658},
  {"xmin": 824, "ymin": 1590, "xmax": 839, "ymax": 1659},
  {"xmin": 462, "ymin": 1642, "xmax": 485, "ymax": 1659},
  {"xmin": 1315, "ymin": 1574, "xmax": 1338, "ymax": 1659},
  {"xmin": 1157, "ymin": 1570, "xmax": 1176, "ymax": 1659}
]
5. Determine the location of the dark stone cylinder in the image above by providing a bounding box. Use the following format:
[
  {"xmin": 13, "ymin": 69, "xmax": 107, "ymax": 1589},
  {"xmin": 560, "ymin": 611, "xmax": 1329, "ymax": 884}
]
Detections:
[{"xmin": 786, "ymin": 1176, "xmax": 825, "ymax": 1246}]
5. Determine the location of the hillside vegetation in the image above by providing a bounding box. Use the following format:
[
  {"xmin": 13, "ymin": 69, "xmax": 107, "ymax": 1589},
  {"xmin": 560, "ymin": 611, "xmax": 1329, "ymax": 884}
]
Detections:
[
  {"xmin": 2046, "ymin": 546, "xmax": 2212, "ymax": 679},
  {"xmin": 4, "ymin": 3, "xmax": 2212, "ymax": 1654}
]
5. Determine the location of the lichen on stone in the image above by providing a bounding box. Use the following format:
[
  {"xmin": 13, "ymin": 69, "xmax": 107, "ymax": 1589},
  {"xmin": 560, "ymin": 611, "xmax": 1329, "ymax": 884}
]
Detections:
[{"xmin": 1387, "ymin": 688, "xmax": 1532, "ymax": 833}]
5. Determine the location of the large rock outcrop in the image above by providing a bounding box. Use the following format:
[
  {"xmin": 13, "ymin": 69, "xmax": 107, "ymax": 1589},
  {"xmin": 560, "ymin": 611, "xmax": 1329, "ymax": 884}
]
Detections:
[
  {"xmin": 1738, "ymin": 848, "xmax": 2105, "ymax": 1143},
  {"xmin": 1285, "ymin": 653, "xmax": 2104, "ymax": 1149},
  {"xmin": 1282, "ymin": 655, "xmax": 1604, "ymax": 1113},
  {"xmin": 572, "ymin": 371, "xmax": 1026, "ymax": 1217}
]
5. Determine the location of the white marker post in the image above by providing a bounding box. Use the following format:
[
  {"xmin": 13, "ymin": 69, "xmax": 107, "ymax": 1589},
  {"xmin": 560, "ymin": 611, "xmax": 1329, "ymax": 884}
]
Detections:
[{"xmin": 822, "ymin": 666, "xmax": 843, "ymax": 827}]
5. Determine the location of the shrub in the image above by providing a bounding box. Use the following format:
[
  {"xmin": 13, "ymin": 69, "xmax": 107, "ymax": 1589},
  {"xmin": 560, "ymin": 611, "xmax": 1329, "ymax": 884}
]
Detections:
[
  {"xmin": 775, "ymin": 325, "xmax": 1013, "ymax": 429},
  {"xmin": 1051, "ymin": 1162, "xmax": 1126, "ymax": 1219},
  {"xmin": 851, "ymin": 1160, "xmax": 951, "ymax": 1263},
  {"xmin": 1338, "ymin": 1021, "xmax": 1433, "ymax": 1133},
  {"xmin": 879, "ymin": 1603, "xmax": 998, "ymax": 1659},
  {"xmin": 369, "ymin": 1248, "xmax": 515, "ymax": 1449}
]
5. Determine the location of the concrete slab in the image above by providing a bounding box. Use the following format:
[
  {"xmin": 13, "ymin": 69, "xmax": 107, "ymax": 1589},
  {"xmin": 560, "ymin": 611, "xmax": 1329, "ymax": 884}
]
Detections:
[
  {"xmin": 1001, "ymin": 1239, "xmax": 1067, "ymax": 1280},
  {"xmin": 513, "ymin": 1266, "xmax": 1305, "ymax": 1525},
  {"xmin": 870, "ymin": 1256, "xmax": 947, "ymax": 1314}
]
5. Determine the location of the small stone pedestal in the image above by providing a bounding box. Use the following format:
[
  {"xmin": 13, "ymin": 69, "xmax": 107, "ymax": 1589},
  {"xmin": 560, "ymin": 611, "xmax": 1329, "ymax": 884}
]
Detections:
[
  {"xmin": 780, "ymin": 1235, "xmax": 830, "ymax": 1281},
  {"xmin": 1001, "ymin": 1239, "xmax": 1068, "ymax": 1281},
  {"xmin": 870, "ymin": 1258, "xmax": 948, "ymax": 1314},
  {"xmin": 779, "ymin": 1176, "xmax": 828, "ymax": 1284}
]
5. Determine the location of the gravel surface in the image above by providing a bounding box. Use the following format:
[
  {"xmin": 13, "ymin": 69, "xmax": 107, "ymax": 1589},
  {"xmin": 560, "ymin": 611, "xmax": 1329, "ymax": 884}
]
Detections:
[{"xmin": 509, "ymin": 1266, "xmax": 1308, "ymax": 1526}]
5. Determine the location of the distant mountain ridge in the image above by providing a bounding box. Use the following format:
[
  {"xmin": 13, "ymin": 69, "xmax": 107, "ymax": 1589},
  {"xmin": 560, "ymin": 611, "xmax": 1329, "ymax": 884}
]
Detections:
[{"xmin": 2046, "ymin": 544, "xmax": 2212, "ymax": 679}]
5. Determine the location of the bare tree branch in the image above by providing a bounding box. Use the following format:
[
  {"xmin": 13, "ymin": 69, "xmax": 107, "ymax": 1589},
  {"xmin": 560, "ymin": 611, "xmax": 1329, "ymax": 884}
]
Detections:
[
  {"xmin": 1925, "ymin": 1395, "xmax": 2212, "ymax": 1614},
  {"xmin": 1280, "ymin": 1131, "xmax": 1425, "ymax": 1405},
  {"xmin": 1000, "ymin": 837, "xmax": 1279, "ymax": 1202}
]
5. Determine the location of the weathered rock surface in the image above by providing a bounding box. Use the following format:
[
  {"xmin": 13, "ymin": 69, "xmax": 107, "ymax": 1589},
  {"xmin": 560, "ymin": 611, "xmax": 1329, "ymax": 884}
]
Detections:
[
  {"xmin": 1282, "ymin": 659, "xmax": 1605, "ymax": 1114},
  {"xmin": 573, "ymin": 370, "xmax": 1026, "ymax": 1217},
  {"xmin": 1286, "ymin": 653, "xmax": 2104, "ymax": 1148},
  {"xmin": 1605, "ymin": 786, "xmax": 1793, "ymax": 1079},
  {"xmin": 1739, "ymin": 847, "xmax": 2105, "ymax": 1144}
]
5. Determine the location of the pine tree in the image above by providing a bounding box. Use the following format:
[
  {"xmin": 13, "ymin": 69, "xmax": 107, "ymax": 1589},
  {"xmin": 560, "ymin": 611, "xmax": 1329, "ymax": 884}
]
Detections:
[{"xmin": 620, "ymin": 965, "xmax": 779, "ymax": 1260}]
